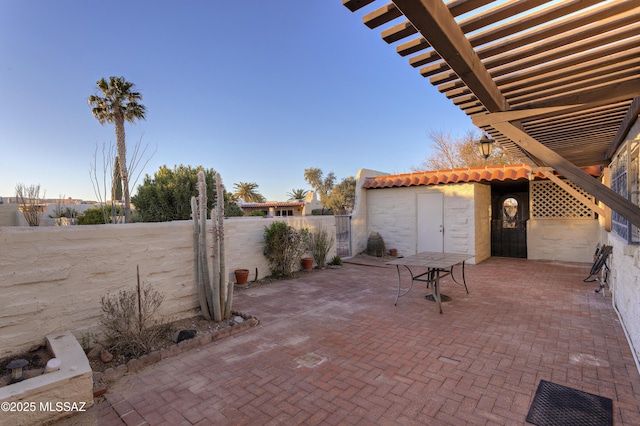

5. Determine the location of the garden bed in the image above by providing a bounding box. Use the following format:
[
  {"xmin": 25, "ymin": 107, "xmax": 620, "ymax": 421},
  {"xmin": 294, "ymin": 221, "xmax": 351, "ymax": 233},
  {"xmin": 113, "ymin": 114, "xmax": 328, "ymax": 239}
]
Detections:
[
  {"xmin": 89, "ymin": 311, "xmax": 259, "ymax": 390},
  {"xmin": 0, "ymin": 345, "xmax": 51, "ymax": 388}
]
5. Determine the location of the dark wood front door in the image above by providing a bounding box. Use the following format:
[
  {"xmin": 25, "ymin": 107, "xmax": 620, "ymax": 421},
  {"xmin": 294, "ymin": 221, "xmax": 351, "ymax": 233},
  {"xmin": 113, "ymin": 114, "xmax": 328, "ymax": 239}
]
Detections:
[{"xmin": 491, "ymin": 183, "xmax": 529, "ymax": 258}]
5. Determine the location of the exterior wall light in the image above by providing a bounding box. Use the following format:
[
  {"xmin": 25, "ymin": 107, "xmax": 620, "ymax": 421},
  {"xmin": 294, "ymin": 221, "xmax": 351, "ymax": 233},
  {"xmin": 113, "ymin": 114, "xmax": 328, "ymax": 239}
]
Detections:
[{"xmin": 476, "ymin": 134, "xmax": 495, "ymax": 159}]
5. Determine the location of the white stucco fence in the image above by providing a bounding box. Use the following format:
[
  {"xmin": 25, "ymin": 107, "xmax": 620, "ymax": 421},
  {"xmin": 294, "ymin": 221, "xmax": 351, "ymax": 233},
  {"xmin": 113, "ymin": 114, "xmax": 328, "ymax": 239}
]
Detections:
[{"xmin": 0, "ymin": 216, "xmax": 335, "ymax": 359}]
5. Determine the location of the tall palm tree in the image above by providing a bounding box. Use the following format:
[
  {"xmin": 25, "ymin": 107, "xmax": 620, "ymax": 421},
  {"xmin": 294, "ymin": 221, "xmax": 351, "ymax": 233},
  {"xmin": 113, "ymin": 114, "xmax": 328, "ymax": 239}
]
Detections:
[
  {"xmin": 286, "ymin": 188, "xmax": 309, "ymax": 201},
  {"xmin": 89, "ymin": 76, "xmax": 146, "ymax": 223},
  {"xmin": 233, "ymin": 182, "xmax": 266, "ymax": 203}
]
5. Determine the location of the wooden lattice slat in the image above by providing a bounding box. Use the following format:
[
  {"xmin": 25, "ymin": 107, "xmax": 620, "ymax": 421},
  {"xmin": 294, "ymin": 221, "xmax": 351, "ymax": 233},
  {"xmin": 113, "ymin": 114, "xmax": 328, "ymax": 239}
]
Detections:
[{"xmin": 531, "ymin": 180, "xmax": 595, "ymax": 219}]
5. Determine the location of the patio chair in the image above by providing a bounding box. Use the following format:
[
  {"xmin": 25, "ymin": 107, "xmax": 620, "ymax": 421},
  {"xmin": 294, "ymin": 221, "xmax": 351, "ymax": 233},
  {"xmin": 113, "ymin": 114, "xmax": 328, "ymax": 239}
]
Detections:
[{"xmin": 583, "ymin": 243, "xmax": 612, "ymax": 294}]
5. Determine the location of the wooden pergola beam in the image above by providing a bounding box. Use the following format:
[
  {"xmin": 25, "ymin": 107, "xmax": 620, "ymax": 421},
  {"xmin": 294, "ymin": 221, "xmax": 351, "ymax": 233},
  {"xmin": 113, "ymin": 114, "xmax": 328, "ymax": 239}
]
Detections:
[
  {"xmin": 472, "ymin": 106, "xmax": 579, "ymax": 127},
  {"xmin": 606, "ymin": 97, "xmax": 640, "ymax": 160},
  {"xmin": 392, "ymin": 0, "xmax": 508, "ymax": 113},
  {"xmin": 514, "ymin": 78, "xmax": 640, "ymax": 110},
  {"xmin": 472, "ymin": 80, "xmax": 640, "ymax": 127}
]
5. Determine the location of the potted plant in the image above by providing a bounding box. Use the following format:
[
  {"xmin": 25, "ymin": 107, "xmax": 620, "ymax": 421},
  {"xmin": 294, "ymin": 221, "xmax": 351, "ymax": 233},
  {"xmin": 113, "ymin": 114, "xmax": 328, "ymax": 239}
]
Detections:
[
  {"xmin": 234, "ymin": 269, "xmax": 249, "ymax": 285},
  {"xmin": 301, "ymin": 257, "xmax": 314, "ymax": 270}
]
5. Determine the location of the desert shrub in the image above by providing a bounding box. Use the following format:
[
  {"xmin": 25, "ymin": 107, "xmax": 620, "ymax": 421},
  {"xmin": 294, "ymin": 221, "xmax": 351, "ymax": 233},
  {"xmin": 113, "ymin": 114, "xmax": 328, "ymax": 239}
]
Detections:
[
  {"xmin": 307, "ymin": 224, "xmax": 335, "ymax": 268},
  {"xmin": 100, "ymin": 283, "xmax": 170, "ymax": 358},
  {"xmin": 263, "ymin": 221, "xmax": 307, "ymax": 277}
]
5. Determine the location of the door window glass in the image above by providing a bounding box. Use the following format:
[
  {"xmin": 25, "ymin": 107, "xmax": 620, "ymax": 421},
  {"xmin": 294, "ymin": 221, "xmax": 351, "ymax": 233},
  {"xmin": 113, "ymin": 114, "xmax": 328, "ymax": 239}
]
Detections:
[{"xmin": 503, "ymin": 197, "xmax": 518, "ymax": 228}]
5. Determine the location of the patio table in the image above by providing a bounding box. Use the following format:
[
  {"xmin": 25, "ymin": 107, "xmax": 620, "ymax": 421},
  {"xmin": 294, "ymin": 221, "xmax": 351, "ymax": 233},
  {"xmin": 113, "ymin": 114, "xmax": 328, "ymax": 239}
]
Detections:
[{"xmin": 386, "ymin": 252, "xmax": 472, "ymax": 314}]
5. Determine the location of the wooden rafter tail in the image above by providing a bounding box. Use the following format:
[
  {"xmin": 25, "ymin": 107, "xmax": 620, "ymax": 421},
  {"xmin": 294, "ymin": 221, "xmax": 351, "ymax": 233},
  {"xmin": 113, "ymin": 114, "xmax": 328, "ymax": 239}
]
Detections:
[{"xmin": 392, "ymin": 0, "xmax": 508, "ymax": 113}]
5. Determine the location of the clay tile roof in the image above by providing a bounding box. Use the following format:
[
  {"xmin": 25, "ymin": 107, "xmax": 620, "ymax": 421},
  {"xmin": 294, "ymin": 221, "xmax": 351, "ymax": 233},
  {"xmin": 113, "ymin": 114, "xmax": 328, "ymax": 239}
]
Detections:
[{"xmin": 362, "ymin": 164, "xmax": 602, "ymax": 189}]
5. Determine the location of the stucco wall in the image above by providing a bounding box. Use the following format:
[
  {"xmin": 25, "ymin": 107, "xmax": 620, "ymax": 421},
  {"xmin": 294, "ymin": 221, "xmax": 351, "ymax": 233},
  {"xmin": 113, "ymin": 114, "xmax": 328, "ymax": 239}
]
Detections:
[
  {"xmin": 441, "ymin": 184, "xmax": 476, "ymax": 257},
  {"xmin": 351, "ymin": 168, "xmax": 388, "ymax": 256},
  {"xmin": 365, "ymin": 186, "xmax": 416, "ymax": 257},
  {"xmin": 0, "ymin": 204, "xmax": 24, "ymax": 226},
  {"xmin": 363, "ymin": 183, "xmax": 480, "ymax": 263},
  {"xmin": 608, "ymin": 233, "xmax": 640, "ymax": 366},
  {"xmin": 526, "ymin": 218, "xmax": 600, "ymax": 263},
  {"xmin": 473, "ymin": 183, "xmax": 492, "ymax": 263},
  {"xmin": 0, "ymin": 216, "xmax": 335, "ymax": 358},
  {"xmin": 606, "ymin": 116, "xmax": 640, "ymax": 367}
]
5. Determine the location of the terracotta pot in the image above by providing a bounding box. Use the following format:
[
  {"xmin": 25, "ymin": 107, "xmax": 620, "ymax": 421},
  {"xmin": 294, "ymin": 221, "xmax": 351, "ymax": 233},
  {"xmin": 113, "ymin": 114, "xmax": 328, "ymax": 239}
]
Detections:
[
  {"xmin": 234, "ymin": 269, "xmax": 249, "ymax": 285},
  {"xmin": 389, "ymin": 249, "xmax": 398, "ymax": 257},
  {"xmin": 301, "ymin": 257, "xmax": 314, "ymax": 270}
]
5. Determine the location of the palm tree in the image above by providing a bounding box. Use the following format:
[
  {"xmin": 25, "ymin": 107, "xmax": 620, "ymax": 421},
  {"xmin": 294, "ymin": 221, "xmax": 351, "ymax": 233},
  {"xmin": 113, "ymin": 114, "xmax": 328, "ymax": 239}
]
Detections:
[
  {"xmin": 286, "ymin": 188, "xmax": 309, "ymax": 201},
  {"xmin": 233, "ymin": 182, "xmax": 266, "ymax": 203},
  {"xmin": 89, "ymin": 76, "xmax": 146, "ymax": 223}
]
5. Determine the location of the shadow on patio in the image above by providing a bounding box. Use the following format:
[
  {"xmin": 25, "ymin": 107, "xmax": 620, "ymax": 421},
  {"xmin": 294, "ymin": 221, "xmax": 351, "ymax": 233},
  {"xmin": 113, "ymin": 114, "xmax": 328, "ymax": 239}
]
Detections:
[{"xmin": 59, "ymin": 256, "xmax": 640, "ymax": 425}]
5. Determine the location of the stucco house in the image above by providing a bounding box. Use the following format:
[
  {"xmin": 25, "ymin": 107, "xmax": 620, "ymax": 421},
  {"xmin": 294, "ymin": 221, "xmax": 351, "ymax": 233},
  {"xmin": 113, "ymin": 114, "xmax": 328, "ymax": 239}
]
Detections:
[
  {"xmin": 351, "ymin": 164, "xmax": 604, "ymax": 265},
  {"xmin": 239, "ymin": 191, "xmax": 321, "ymax": 217}
]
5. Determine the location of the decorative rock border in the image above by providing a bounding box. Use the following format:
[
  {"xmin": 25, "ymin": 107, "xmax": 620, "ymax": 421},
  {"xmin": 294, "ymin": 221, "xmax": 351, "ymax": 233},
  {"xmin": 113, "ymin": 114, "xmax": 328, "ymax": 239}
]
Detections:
[{"xmin": 92, "ymin": 311, "xmax": 259, "ymax": 395}]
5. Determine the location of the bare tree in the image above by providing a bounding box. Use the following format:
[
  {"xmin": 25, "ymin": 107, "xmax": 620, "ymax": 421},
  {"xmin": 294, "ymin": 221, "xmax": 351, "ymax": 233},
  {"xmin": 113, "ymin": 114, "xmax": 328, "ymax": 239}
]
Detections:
[
  {"xmin": 413, "ymin": 130, "xmax": 518, "ymax": 171},
  {"xmin": 15, "ymin": 183, "xmax": 45, "ymax": 226},
  {"xmin": 89, "ymin": 137, "xmax": 156, "ymax": 224}
]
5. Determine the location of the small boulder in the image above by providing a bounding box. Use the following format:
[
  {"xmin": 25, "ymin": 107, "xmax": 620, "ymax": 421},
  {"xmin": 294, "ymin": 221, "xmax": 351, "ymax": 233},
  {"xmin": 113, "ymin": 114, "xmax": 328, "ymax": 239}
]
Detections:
[
  {"xmin": 87, "ymin": 344, "xmax": 104, "ymax": 358},
  {"xmin": 172, "ymin": 330, "xmax": 197, "ymax": 343},
  {"xmin": 100, "ymin": 349, "xmax": 114, "ymax": 363}
]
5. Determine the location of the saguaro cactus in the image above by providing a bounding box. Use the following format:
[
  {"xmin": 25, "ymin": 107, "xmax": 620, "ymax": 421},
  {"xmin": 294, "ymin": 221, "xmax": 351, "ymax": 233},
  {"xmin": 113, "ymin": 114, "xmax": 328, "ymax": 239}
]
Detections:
[{"xmin": 191, "ymin": 171, "xmax": 232, "ymax": 322}]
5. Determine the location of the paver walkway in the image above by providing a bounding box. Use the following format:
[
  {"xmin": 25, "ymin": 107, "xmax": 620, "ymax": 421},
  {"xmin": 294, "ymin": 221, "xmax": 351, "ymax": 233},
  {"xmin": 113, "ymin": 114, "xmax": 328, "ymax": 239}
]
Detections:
[{"xmin": 58, "ymin": 257, "xmax": 640, "ymax": 425}]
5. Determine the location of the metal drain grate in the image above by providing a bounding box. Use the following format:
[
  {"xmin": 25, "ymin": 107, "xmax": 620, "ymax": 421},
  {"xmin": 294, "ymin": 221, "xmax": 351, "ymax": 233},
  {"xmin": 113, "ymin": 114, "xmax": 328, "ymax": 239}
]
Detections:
[{"xmin": 526, "ymin": 380, "xmax": 612, "ymax": 426}]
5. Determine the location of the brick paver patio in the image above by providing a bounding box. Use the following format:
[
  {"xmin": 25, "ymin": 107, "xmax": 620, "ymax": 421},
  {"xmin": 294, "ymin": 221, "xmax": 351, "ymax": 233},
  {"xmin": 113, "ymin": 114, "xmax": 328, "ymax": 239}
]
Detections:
[{"xmin": 58, "ymin": 256, "xmax": 640, "ymax": 425}]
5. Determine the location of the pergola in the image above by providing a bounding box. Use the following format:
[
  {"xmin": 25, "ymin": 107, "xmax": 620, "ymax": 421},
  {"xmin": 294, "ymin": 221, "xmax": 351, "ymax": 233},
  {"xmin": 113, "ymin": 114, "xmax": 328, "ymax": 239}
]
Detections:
[{"xmin": 342, "ymin": 0, "xmax": 640, "ymax": 227}]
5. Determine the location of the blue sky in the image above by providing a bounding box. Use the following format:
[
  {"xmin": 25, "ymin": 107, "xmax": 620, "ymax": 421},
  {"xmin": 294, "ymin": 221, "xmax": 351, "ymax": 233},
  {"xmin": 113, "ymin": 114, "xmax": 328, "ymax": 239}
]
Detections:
[{"xmin": 0, "ymin": 0, "xmax": 474, "ymax": 202}]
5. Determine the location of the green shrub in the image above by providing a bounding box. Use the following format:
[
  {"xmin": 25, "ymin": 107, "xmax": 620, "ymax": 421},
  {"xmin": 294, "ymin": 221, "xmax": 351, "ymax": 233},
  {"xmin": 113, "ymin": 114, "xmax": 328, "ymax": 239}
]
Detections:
[
  {"xmin": 263, "ymin": 222, "xmax": 307, "ymax": 277},
  {"xmin": 328, "ymin": 255, "xmax": 342, "ymax": 266},
  {"xmin": 77, "ymin": 206, "xmax": 122, "ymax": 225}
]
